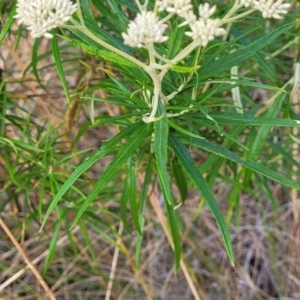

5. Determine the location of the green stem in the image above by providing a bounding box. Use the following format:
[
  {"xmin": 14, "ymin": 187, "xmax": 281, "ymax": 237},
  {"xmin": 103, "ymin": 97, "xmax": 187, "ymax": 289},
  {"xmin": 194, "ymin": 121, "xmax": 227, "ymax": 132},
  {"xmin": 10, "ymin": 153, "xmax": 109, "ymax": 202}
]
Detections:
[
  {"xmin": 171, "ymin": 40, "xmax": 200, "ymax": 65},
  {"xmin": 222, "ymin": 2, "xmax": 243, "ymax": 21},
  {"xmin": 70, "ymin": 19, "xmax": 148, "ymax": 70},
  {"xmin": 143, "ymin": 69, "xmax": 162, "ymax": 123},
  {"xmin": 135, "ymin": 0, "xmax": 143, "ymax": 12},
  {"xmin": 76, "ymin": 0, "xmax": 85, "ymax": 26},
  {"xmin": 160, "ymin": 13, "xmax": 175, "ymax": 24},
  {"xmin": 143, "ymin": 47, "xmax": 163, "ymax": 122},
  {"xmin": 148, "ymin": 44, "xmax": 172, "ymax": 68},
  {"xmin": 221, "ymin": 8, "xmax": 255, "ymax": 25}
]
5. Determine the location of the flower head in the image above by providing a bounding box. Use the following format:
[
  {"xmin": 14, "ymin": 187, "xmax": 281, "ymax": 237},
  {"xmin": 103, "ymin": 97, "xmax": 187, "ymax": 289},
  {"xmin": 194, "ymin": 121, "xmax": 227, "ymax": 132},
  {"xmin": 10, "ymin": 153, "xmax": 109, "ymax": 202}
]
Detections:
[
  {"xmin": 183, "ymin": 3, "xmax": 225, "ymax": 47},
  {"xmin": 252, "ymin": 0, "xmax": 291, "ymax": 19},
  {"xmin": 185, "ymin": 18, "xmax": 226, "ymax": 47},
  {"xmin": 122, "ymin": 11, "xmax": 168, "ymax": 48},
  {"xmin": 240, "ymin": 0, "xmax": 255, "ymax": 8},
  {"xmin": 15, "ymin": 0, "xmax": 77, "ymax": 38},
  {"xmin": 157, "ymin": 0, "xmax": 193, "ymax": 17},
  {"xmin": 198, "ymin": 3, "xmax": 217, "ymax": 21}
]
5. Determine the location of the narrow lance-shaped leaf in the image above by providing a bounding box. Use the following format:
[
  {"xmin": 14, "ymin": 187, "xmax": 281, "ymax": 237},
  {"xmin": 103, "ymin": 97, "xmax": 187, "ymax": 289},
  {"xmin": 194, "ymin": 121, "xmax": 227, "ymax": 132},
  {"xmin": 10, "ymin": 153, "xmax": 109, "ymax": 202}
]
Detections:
[
  {"xmin": 164, "ymin": 196, "xmax": 182, "ymax": 271},
  {"xmin": 242, "ymin": 93, "xmax": 286, "ymax": 188},
  {"xmin": 153, "ymin": 103, "xmax": 181, "ymax": 269},
  {"xmin": 80, "ymin": 0, "xmax": 96, "ymax": 23},
  {"xmin": 196, "ymin": 22, "xmax": 295, "ymax": 81},
  {"xmin": 135, "ymin": 159, "xmax": 153, "ymax": 268},
  {"xmin": 126, "ymin": 154, "xmax": 141, "ymax": 233},
  {"xmin": 190, "ymin": 138, "xmax": 300, "ymax": 190},
  {"xmin": 51, "ymin": 33, "xmax": 71, "ymax": 104},
  {"xmin": 70, "ymin": 123, "xmax": 151, "ymax": 228},
  {"xmin": 0, "ymin": 5, "xmax": 16, "ymax": 43},
  {"xmin": 191, "ymin": 112, "xmax": 300, "ymax": 127},
  {"xmin": 153, "ymin": 102, "xmax": 172, "ymax": 204},
  {"xmin": 62, "ymin": 36, "xmax": 140, "ymax": 68},
  {"xmin": 172, "ymin": 157, "xmax": 188, "ymax": 203},
  {"xmin": 169, "ymin": 133, "xmax": 235, "ymax": 266}
]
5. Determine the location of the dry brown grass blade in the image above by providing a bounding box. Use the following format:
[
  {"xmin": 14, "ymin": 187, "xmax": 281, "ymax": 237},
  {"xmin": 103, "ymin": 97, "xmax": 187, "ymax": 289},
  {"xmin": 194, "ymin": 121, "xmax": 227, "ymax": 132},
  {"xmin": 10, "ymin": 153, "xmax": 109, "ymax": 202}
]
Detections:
[
  {"xmin": 0, "ymin": 224, "xmax": 79, "ymax": 292},
  {"xmin": 145, "ymin": 179, "xmax": 202, "ymax": 300},
  {"xmin": 0, "ymin": 217, "xmax": 57, "ymax": 300},
  {"xmin": 292, "ymin": 89, "xmax": 300, "ymax": 223},
  {"xmin": 105, "ymin": 221, "xmax": 124, "ymax": 300}
]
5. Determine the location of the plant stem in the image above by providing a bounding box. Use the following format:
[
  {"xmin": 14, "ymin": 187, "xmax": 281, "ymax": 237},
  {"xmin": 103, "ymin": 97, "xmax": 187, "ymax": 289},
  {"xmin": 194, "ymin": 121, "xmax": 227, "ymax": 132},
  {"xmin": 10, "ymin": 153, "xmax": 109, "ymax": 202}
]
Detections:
[
  {"xmin": 222, "ymin": 2, "xmax": 244, "ymax": 21},
  {"xmin": 221, "ymin": 8, "xmax": 255, "ymax": 25},
  {"xmin": 171, "ymin": 40, "xmax": 200, "ymax": 65},
  {"xmin": 70, "ymin": 19, "xmax": 148, "ymax": 70},
  {"xmin": 143, "ymin": 48, "xmax": 163, "ymax": 122}
]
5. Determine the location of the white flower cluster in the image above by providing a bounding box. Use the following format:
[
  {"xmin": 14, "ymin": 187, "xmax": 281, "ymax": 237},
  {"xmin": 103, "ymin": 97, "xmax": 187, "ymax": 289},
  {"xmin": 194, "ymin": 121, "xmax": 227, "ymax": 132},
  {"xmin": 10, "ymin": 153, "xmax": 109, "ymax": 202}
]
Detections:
[
  {"xmin": 123, "ymin": 1, "xmax": 225, "ymax": 48},
  {"xmin": 186, "ymin": 18, "xmax": 225, "ymax": 47},
  {"xmin": 122, "ymin": 11, "xmax": 168, "ymax": 48},
  {"xmin": 185, "ymin": 4, "xmax": 226, "ymax": 47},
  {"xmin": 15, "ymin": 0, "xmax": 77, "ymax": 38},
  {"xmin": 241, "ymin": 0, "xmax": 291, "ymax": 19},
  {"xmin": 163, "ymin": 1, "xmax": 225, "ymax": 47},
  {"xmin": 240, "ymin": 0, "xmax": 254, "ymax": 7},
  {"xmin": 157, "ymin": 0, "xmax": 193, "ymax": 18}
]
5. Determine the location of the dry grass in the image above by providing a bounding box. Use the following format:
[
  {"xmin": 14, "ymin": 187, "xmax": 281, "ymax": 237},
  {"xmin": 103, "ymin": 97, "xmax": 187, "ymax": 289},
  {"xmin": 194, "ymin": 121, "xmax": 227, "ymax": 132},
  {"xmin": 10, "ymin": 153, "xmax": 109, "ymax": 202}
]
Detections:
[{"xmin": 1, "ymin": 188, "xmax": 300, "ymax": 299}]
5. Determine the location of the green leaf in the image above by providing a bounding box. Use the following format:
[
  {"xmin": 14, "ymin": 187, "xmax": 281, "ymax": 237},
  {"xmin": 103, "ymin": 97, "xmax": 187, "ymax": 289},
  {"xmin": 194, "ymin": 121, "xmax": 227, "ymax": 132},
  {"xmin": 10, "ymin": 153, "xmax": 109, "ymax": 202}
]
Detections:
[
  {"xmin": 43, "ymin": 219, "xmax": 62, "ymax": 272},
  {"xmin": 63, "ymin": 36, "xmax": 140, "ymax": 68},
  {"xmin": 169, "ymin": 133, "xmax": 235, "ymax": 266},
  {"xmin": 242, "ymin": 93, "xmax": 285, "ymax": 189},
  {"xmin": 172, "ymin": 157, "xmax": 188, "ymax": 203},
  {"xmin": 82, "ymin": 96, "xmax": 147, "ymax": 109},
  {"xmin": 168, "ymin": 119, "xmax": 205, "ymax": 140},
  {"xmin": 70, "ymin": 123, "xmax": 151, "ymax": 228},
  {"xmin": 135, "ymin": 159, "xmax": 152, "ymax": 268},
  {"xmin": 153, "ymin": 103, "xmax": 172, "ymax": 204},
  {"xmin": 247, "ymin": 93, "xmax": 285, "ymax": 160},
  {"xmin": 41, "ymin": 121, "xmax": 144, "ymax": 230},
  {"xmin": 121, "ymin": 178, "xmax": 130, "ymax": 231},
  {"xmin": 165, "ymin": 196, "xmax": 182, "ymax": 271},
  {"xmin": 192, "ymin": 112, "xmax": 300, "ymax": 127},
  {"xmin": 167, "ymin": 18, "xmax": 186, "ymax": 59},
  {"xmin": 0, "ymin": 5, "xmax": 16, "ymax": 43},
  {"xmin": 32, "ymin": 38, "xmax": 46, "ymax": 89},
  {"xmin": 126, "ymin": 154, "xmax": 141, "ymax": 233},
  {"xmin": 80, "ymin": 0, "xmax": 96, "ymax": 23},
  {"xmin": 196, "ymin": 22, "xmax": 295, "ymax": 80},
  {"xmin": 51, "ymin": 33, "xmax": 71, "ymax": 104},
  {"xmin": 190, "ymin": 138, "xmax": 300, "ymax": 190},
  {"xmin": 0, "ymin": 137, "xmax": 44, "ymax": 153},
  {"xmin": 153, "ymin": 103, "xmax": 181, "ymax": 269},
  {"xmin": 106, "ymin": 0, "xmax": 128, "ymax": 30},
  {"xmin": 70, "ymin": 18, "xmax": 130, "ymax": 53},
  {"xmin": 170, "ymin": 65, "xmax": 200, "ymax": 73},
  {"xmin": 268, "ymin": 140, "xmax": 300, "ymax": 170}
]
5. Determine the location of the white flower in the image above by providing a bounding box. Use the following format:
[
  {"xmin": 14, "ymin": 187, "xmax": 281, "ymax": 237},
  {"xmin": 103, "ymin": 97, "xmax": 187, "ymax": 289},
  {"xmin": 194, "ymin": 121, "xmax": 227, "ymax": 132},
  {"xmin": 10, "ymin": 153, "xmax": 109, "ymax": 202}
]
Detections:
[
  {"xmin": 122, "ymin": 11, "xmax": 168, "ymax": 48},
  {"xmin": 240, "ymin": 0, "xmax": 255, "ymax": 8},
  {"xmin": 157, "ymin": 0, "xmax": 193, "ymax": 17},
  {"xmin": 198, "ymin": 3, "xmax": 216, "ymax": 20},
  {"xmin": 185, "ymin": 18, "xmax": 226, "ymax": 47},
  {"xmin": 178, "ymin": 10, "xmax": 197, "ymax": 26},
  {"xmin": 184, "ymin": 3, "xmax": 225, "ymax": 47},
  {"xmin": 252, "ymin": 0, "xmax": 291, "ymax": 19},
  {"xmin": 15, "ymin": 0, "xmax": 77, "ymax": 38},
  {"xmin": 157, "ymin": 0, "xmax": 172, "ymax": 12}
]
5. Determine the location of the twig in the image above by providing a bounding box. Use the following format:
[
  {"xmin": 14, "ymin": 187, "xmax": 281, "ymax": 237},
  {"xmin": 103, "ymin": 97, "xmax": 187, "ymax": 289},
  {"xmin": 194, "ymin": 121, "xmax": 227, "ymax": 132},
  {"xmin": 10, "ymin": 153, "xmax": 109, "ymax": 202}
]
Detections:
[
  {"xmin": 0, "ymin": 217, "xmax": 57, "ymax": 300},
  {"xmin": 105, "ymin": 222, "xmax": 124, "ymax": 300},
  {"xmin": 0, "ymin": 223, "xmax": 79, "ymax": 292}
]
